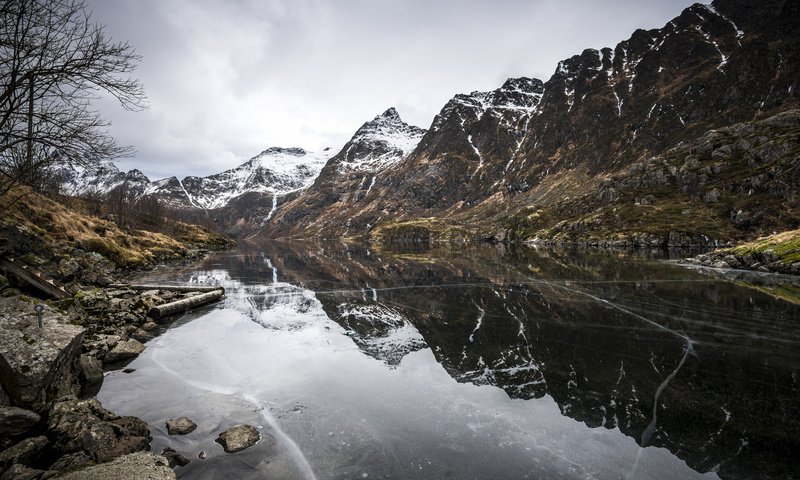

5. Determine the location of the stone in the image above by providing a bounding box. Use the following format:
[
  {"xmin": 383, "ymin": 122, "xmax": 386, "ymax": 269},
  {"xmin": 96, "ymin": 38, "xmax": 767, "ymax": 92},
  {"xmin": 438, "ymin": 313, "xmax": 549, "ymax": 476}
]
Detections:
[
  {"xmin": 0, "ymin": 299, "xmax": 84, "ymax": 409},
  {"xmin": 104, "ymin": 339, "xmax": 145, "ymax": 364},
  {"xmin": 79, "ymin": 355, "xmax": 104, "ymax": 387},
  {"xmin": 130, "ymin": 328, "xmax": 154, "ymax": 343},
  {"xmin": 47, "ymin": 398, "xmax": 150, "ymax": 463},
  {"xmin": 166, "ymin": 417, "xmax": 197, "ymax": 435},
  {"xmin": 48, "ymin": 451, "xmax": 93, "ymax": 471},
  {"xmin": 0, "ymin": 436, "xmax": 48, "ymax": 467},
  {"xmin": 141, "ymin": 322, "xmax": 158, "ymax": 331},
  {"xmin": 215, "ymin": 424, "xmax": 260, "ymax": 453},
  {"xmin": 54, "ymin": 452, "xmax": 176, "ymax": 480},
  {"xmin": 0, "ymin": 464, "xmax": 43, "ymax": 480},
  {"xmin": 703, "ymin": 188, "xmax": 721, "ymax": 203},
  {"xmin": 161, "ymin": 447, "xmax": 190, "ymax": 468},
  {"xmin": 0, "ymin": 407, "xmax": 40, "ymax": 437},
  {"xmin": 102, "ymin": 335, "xmax": 121, "ymax": 349}
]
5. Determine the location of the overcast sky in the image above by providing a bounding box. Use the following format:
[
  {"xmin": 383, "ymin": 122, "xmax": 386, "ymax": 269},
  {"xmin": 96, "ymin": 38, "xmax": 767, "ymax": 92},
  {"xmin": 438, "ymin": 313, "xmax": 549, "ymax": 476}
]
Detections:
[{"xmin": 86, "ymin": 0, "xmax": 697, "ymax": 180}]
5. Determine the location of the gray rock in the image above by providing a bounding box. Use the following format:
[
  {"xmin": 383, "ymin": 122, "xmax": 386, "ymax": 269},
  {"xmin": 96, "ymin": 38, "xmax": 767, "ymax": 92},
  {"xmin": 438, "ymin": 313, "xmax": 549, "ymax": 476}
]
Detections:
[
  {"xmin": 0, "ymin": 300, "xmax": 84, "ymax": 409},
  {"xmin": 79, "ymin": 355, "xmax": 104, "ymax": 387},
  {"xmin": 104, "ymin": 339, "xmax": 145, "ymax": 363},
  {"xmin": 47, "ymin": 398, "xmax": 150, "ymax": 463},
  {"xmin": 141, "ymin": 322, "xmax": 158, "ymax": 331},
  {"xmin": 0, "ymin": 463, "xmax": 43, "ymax": 480},
  {"xmin": 48, "ymin": 451, "xmax": 93, "ymax": 471},
  {"xmin": 215, "ymin": 424, "xmax": 260, "ymax": 453},
  {"xmin": 0, "ymin": 407, "xmax": 40, "ymax": 437},
  {"xmin": 165, "ymin": 417, "xmax": 197, "ymax": 435},
  {"xmin": 130, "ymin": 328, "xmax": 154, "ymax": 343},
  {"xmin": 703, "ymin": 188, "xmax": 721, "ymax": 203},
  {"xmin": 161, "ymin": 447, "xmax": 190, "ymax": 467},
  {"xmin": 54, "ymin": 452, "xmax": 175, "ymax": 480},
  {"xmin": 0, "ymin": 435, "xmax": 48, "ymax": 467}
]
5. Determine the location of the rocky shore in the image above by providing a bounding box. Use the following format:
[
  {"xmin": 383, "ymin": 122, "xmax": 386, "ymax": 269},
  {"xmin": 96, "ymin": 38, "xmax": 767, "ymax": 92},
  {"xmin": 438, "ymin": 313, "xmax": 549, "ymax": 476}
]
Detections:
[
  {"xmin": 680, "ymin": 229, "xmax": 800, "ymax": 276},
  {"xmin": 0, "ymin": 283, "xmax": 216, "ymax": 479}
]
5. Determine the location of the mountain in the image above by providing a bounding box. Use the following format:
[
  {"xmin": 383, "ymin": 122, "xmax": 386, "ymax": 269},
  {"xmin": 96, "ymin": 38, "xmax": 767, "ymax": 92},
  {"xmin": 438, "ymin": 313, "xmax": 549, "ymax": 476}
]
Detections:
[
  {"xmin": 151, "ymin": 147, "xmax": 332, "ymax": 210},
  {"xmin": 266, "ymin": 108, "xmax": 426, "ymax": 236},
  {"xmin": 55, "ymin": 154, "xmax": 151, "ymax": 198},
  {"xmin": 55, "ymin": 147, "xmax": 334, "ymax": 236},
  {"xmin": 262, "ymin": 0, "xmax": 800, "ymax": 244}
]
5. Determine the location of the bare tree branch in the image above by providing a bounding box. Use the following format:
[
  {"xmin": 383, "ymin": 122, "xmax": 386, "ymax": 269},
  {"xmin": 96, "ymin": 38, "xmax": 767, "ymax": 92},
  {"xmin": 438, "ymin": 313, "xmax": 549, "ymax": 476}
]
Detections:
[{"xmin": 0, "ymin": 0, "xmax": 147, "ymax": 194}]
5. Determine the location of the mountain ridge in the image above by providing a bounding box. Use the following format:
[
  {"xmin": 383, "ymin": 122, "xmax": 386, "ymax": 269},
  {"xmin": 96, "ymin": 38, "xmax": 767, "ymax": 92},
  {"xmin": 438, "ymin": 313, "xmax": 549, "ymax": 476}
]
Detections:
[{"xmin": 262, "ymin": 0, "xmax": 800, "ymax": 244}]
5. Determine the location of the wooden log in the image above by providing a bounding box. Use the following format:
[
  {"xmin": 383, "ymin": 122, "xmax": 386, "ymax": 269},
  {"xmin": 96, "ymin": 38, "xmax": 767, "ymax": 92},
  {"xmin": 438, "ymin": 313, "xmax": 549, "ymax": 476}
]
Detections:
[
  {"xmin": 147, "ymin": 289, "xmax": 225, "ymax": 320},
  {"xmin": 0, "ymin": 258, "xmax": 67, "ymax": 299},
  {"xmin": 109, "ymin": 284, "xmax": 225, "ymax": 294}
]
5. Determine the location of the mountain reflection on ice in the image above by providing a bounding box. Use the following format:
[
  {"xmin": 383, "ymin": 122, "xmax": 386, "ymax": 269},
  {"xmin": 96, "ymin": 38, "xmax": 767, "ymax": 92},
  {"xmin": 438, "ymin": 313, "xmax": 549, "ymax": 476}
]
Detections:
[{"xmin": 98, "ymin": 242, "xmax": 800, "ymax": 480}]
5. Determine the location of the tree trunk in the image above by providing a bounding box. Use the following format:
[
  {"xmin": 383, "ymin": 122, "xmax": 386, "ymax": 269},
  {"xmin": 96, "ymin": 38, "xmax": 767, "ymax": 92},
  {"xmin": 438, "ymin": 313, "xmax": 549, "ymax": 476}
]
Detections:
[
  {"xmin": 147, "ymin": 290, "xmax": 225, "ymax": 320},
  {"xmin": 110, "ymin": 284, "xmax": 225, "ymax": 293}
]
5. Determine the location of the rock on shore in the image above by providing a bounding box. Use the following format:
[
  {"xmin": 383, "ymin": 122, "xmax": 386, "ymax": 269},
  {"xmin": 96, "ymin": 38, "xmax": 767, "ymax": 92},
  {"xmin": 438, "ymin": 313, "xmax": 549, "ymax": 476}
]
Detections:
[{"xmin": 215, "ymin": 424, "xmax": 261, "ymax": 453}]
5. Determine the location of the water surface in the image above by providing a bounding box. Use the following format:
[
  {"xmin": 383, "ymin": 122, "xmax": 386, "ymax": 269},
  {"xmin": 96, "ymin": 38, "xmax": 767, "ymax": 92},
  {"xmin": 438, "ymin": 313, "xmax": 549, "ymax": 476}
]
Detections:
[{"xmin": 98, "ymin": 242, "xmax": 800, "ymax": 479}]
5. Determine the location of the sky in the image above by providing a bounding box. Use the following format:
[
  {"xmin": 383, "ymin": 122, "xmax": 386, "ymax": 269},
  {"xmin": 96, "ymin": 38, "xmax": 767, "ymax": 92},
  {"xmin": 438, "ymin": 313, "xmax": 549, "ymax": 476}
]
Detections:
[{"xmin": 86, "ymin": 0, "xmax": 697, "ymax": 180}]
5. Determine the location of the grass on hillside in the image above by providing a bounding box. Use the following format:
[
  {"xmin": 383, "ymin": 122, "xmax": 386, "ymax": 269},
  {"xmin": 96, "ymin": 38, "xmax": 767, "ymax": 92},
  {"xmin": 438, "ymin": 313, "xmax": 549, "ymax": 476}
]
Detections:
[
  {"xmin": 727, "ymin": 229, "xmax": 800, "ymax": 264},
  {"xmin": 1, "ymin": 187, "xmax": 232, "ymax": 268}
]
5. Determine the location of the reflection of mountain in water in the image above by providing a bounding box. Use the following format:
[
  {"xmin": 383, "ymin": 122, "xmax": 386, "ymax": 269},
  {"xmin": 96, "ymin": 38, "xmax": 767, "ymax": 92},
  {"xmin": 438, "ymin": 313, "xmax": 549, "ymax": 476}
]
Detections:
[
  {"xmin": 336, "ymin": 302, "xmax": 427, "ymax": 367},
  {"xmin": 165, "ymin": 241, "xmax": 800, "ymax": 480}
]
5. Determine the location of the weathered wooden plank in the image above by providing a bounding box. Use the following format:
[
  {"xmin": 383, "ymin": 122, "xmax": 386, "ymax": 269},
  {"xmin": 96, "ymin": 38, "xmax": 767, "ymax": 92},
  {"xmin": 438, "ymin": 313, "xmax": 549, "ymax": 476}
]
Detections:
[
  {"xmin": 109, "ymin": 284, "xmax": 225, "ymax": 294},
  {"xmin": 146, "ymin": 289, "xmax": 225, "ymax": 320},
  {"xmin": 0, "ymin": 258, "xmax": 67, "ymax": 299}
]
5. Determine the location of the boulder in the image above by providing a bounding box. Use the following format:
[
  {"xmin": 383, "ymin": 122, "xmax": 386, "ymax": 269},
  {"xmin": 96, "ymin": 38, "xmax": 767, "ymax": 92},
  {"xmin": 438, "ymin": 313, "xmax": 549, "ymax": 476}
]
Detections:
[
  {"xmin": 130, "ymin": 329, "xmax": 154, "ymax": 343},
  {"xmin": 0, "ymin": 463, "xmax": 43, "ymax": 480},
  {"xmin": 79, "ymin": 355, "xmax": 104, "ymax": 387},
  {"xmin": 161, "ymin": 447, "xmax": 190, "ymax": 468},
  {"xmin": 165, "ymin": 417, "xmax": 197, "ymax": 435},
  {"xmin": 0, "ymin": 407, "xmax": 40, "ymax": 437},
  {"xmin": 47, "ymin": 398, "xmax": 150, "ymax": 463},
  {"xmin": 215, "ymin": 424, "xmax": 260, "ymax": 453},
  {"xmin": 0, "ymin": 299, "xmax": 84, "ymax": 409},
  {"xmin": 104, "ymin": 339, "xmax": 145, "ymax": 364},
  {"xmin": 54, "ymin": 452, "xmax": 175, "ymax": 480},
  {"xmin": 0, "ymin": 435, "xmax": 48, "ymax": 467}
]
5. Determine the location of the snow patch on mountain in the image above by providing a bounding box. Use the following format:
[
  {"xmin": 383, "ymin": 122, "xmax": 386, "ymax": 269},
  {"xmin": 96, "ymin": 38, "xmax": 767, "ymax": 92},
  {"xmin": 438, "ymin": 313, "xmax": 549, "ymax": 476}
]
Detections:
[
  {"xmin": 337, "ymin": 107, "xmax": 426, "ymax": 173},
  {"xmin": 176, "ymin": 147, "xmax": 333, "ymax": 209},
  {"xmin": 54, "ymin": 156, "xmax": 150, "ymax": 197}
]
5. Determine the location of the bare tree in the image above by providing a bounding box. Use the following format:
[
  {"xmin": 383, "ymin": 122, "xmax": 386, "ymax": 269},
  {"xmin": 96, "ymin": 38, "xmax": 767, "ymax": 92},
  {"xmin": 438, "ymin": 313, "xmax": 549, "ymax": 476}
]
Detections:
[{"xmin": 0, "ymin": 0, "xmax": 146, "ymax": 200}]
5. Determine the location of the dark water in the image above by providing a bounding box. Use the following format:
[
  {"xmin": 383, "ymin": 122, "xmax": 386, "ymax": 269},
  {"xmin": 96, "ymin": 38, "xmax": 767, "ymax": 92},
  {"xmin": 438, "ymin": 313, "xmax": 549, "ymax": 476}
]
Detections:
[{"xmin": 98, "ymin": 242, "xmax": 800, "ymax": 480}]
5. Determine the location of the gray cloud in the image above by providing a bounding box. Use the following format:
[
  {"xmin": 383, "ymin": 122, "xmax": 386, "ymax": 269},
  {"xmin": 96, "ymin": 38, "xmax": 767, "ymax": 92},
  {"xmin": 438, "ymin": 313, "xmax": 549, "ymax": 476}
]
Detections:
[{"xmin": 86, "ymin": 0, "xmax": 696, "ymax": 180}]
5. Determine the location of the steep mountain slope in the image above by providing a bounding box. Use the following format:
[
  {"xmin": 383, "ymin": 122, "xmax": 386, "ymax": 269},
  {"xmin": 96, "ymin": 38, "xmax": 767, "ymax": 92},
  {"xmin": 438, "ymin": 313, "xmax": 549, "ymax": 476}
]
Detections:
[
  {"xmin": 267, "ymin": 108, "xmax": 426, "ymax": 235},
  {"xmin": 264, "ymin": 0, "xmax": 800, "ymax": 243}
]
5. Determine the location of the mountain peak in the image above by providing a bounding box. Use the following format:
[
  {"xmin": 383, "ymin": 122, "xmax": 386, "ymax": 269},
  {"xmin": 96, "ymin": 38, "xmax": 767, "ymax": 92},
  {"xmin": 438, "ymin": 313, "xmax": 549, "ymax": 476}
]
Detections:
[
  {"xmin": 258, "ymin": 147, "xmax": 307, "ymax": 157},
  {"xmin": 378, "ymin": 107, "xmax": 401, "ymax": 121}
]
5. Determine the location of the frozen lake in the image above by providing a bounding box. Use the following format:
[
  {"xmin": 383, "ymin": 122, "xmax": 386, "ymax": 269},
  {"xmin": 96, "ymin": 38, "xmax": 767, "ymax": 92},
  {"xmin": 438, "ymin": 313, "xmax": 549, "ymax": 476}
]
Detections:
[{"xmin": 98, "ymin": 242, "xmax": 800, "ymax": 479}]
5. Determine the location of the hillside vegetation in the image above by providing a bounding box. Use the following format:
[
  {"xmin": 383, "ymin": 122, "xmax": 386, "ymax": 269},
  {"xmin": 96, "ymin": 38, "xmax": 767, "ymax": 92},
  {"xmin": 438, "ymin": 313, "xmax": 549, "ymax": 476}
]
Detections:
[{"xmin": 0, "ymin": 187, "xmax": 233, "ymax": 289}]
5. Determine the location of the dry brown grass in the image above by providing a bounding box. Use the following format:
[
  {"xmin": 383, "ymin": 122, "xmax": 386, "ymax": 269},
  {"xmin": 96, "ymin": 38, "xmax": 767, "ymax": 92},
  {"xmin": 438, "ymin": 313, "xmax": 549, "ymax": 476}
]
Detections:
[{"xmin": 1, "ymin": 186, "xmax": 231, "ymax": 268}]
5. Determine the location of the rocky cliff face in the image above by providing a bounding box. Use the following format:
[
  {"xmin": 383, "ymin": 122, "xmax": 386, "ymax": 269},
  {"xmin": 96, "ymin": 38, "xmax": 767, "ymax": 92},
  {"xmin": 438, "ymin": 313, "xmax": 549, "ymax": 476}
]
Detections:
[{"xmin": 263, "ymin": 0, "xmax": 800, "ymax": 242}]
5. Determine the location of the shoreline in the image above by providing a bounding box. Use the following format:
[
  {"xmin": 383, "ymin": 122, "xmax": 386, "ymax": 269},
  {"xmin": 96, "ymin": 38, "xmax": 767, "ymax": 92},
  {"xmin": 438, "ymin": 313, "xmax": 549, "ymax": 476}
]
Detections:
[{"xmin": 0, "ymin": 246, "xmax": 229, "ymax": 479}]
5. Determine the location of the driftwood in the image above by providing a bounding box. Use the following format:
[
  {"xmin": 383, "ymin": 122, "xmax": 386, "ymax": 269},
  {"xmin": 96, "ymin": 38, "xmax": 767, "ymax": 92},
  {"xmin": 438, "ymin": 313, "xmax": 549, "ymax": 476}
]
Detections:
[
  {"xmin": 109, "ymin": 284, "xmax": 225, "ymax": 294},
  {"xmin": 0, "ymin": 257, "xmax": 67, "ymax": 299},
  {"xmin": 147, "ymin": 289, "xmax": 225, "ymax": 320}
]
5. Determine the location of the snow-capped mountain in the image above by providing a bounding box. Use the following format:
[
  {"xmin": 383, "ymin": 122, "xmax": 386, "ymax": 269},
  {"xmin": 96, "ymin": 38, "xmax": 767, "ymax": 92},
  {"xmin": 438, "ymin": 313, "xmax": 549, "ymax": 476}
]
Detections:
[
  {"xmin": 336, "ymin": 107, "xmax": 426, "ymax": 173},
  {"xmin": 163, "ymin": 147, "xmax": 333, "ymax": 210},
  {"xmin": 264, "ymin": 107, "xmax": 427, "ymax": 235},
  {"xmin": 54, "ymin": 155, "xmax": 150, "ymax": 197},
  {"xmin": 57, "ymin": 147, "xmax": 333, "ymax": 212}
]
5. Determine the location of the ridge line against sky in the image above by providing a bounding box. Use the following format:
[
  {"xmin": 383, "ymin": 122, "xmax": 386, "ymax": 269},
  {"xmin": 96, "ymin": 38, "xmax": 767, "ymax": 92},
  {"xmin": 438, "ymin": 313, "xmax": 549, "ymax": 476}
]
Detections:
[{"xmin": 87, "ymin": 0, "xmax": 697, "ymax": 180}]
